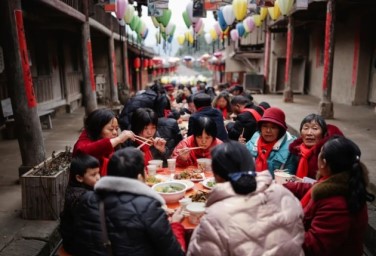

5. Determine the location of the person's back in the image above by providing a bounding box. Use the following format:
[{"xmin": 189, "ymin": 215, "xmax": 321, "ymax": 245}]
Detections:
[
  {"xmin": 188, "ymin": 92, "xmax": 228, "ymax": 141},
  {"xmin": 188, "ymin": 141, "xmax": 304, "ymax": 256},
  {"xmin": 71, "ymin": 148, "xmax": 185, "ymax": 256},
  {"xmin": 158, "ymin": 114, "xmax": 183, "ymax": 158},
  {"xmin": 119, "ymin": 88, "xmax": 158, "ymax": 130}
]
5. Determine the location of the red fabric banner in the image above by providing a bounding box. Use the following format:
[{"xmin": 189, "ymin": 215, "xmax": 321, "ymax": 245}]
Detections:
[
  {"xmin": 87, "ymin": 40, "xmax": 96, "ymax": 91},
  {"xmin": 14, "ymin": 10, "xmax": 37, "ymax": 108}
]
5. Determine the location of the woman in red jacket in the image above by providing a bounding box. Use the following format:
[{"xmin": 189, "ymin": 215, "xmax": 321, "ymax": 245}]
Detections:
[
  {"xmin": 73, "ymin": 108, "xmax": 134, "ymax": 176},
  {"xmin": 172, "ymin": 116, "xmax": 223, "ymax": 168},
  {"xmin": 287, "ymin": 136, "xmax": 374, "ymax": 256}
]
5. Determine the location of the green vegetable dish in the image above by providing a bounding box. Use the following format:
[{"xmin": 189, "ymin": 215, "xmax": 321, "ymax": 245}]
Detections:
[
  {"xmin": 206, "ymin": 181, "xmax": 216, "ymax": 188},
  {"xmin": 155, "ymin": 185, "xmax": 184, "ymax": 193}
]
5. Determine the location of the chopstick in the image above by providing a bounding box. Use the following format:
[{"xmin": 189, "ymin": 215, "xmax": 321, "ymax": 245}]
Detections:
[
  {"xmin": 137, "ymin": 139, "xmax": 151, "ymax": 149},
  {"xmin": 134, "ymin": 135, "xmax": 154, "ymax": 142},
  {"xmin": 135, "ymin": 137, "xmax": 152, "ymax": 146},
  {"xmin": 177, "ymin": 146, "xmax": 203, "ymax": 155}
]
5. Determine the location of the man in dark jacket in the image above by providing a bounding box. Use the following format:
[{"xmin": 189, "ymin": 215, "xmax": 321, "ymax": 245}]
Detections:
[
  {"xmin": 158, "ymin": 110, "xmax": 183, "ymax": 159},
  {"xmin": 187, "ymin": 92, "xmax": 228, "ymax": 141},
  {"xmin": 226, "ymin": 95, "xmax": 264, "ymax": 142},
  {"xmin": 71, "ymin": 148, "xmax": 185, "ymax": 256}
]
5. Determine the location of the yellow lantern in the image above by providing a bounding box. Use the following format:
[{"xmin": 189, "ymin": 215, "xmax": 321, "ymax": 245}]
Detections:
[
  {"xmin": 260, "ymin": 7, "xmax": 268, "ymax": 21},
  {"xmin": 268, "ymin": 3, "xmax": 281, "ymax": 20},
  {"xmin": 232, "ymin": 0, "xmax": 248, "ymax": 21},
  {"xmin": 276, "ymin": 0, "xmax": 294, "ymax": 16},
  {"xmin": 209, "ymin": 28, "xmax": 218, "ymax": 41},
  {"xmin": 177, "ymin": 34, "xmax": 185, "ymax": 45},
  {"xmin": 187, "ymin": 31, "xmax": 194, "ymax": 44},
  {"xmin": 253, "ymin": 15, "xmax": 262, "ymax": 27}
]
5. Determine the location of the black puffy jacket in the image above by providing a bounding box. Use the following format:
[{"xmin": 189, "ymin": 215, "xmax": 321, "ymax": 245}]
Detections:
[
  {"xmin": 157, "ymin": 117, "xmax": 183, "ymax": 159},
  {"xmin": 187, "ymin": 106, "xmax": 228, "ymax": 141},
  {"xmin": 71, "ymin": 177, "xmax": 185, "ymax": 256}
]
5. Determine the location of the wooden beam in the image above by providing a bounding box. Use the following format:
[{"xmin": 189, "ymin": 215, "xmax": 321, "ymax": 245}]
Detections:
[{"xmin": 38, "ymin": 0, "xmax": 85, "ymax": 22}]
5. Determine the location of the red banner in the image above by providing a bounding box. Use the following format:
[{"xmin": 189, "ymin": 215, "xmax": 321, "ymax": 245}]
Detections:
[
  {"xmin": 87, "ymin": 40, "xmax": 96, "ymax": 91},
  {"xmin": 112, "ymin": 51, "xmax": 117, "ymax": 87},
  {"xmin": 14, "ymin": 10, "xmax": 37, "ymax": 108}
]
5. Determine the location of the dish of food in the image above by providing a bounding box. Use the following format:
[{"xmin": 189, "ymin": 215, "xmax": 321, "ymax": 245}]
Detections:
[
  {"xmin": 175, "ymin": 179, "xmax": 194, "ymax": 190},
  {"xmin": 154, "ymin": 184, "xmax": 185, "ymax": 193},
  {"xmin": 173, "ymin": 171, "xmax": 204, "ymax": 181},
  {"xmin": 189, "ymin": 190, "xmax": 209, "ymax": 203},
  {"xmin": 202, "ymin": 178, "xmax": 217, "ymax": 189},
  {"xmin": 145, "ymin": 175, "xmax": 164, "ymax": 186}
]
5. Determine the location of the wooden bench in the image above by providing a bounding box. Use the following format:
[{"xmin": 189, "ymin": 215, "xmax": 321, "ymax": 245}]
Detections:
[{"xmin": 38, "ymin": 109, "xmax": 54, "ymax": 129}]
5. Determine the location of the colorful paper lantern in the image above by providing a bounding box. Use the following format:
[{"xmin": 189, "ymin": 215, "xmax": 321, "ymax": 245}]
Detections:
[
  {"xmin": 268, "ymin": 3, "xmax": 281, "ymax": 20},
  {"xmin": 243, "ymin": 16, "xmax": 255, "ymax": 33},
  {"xmin": 115, "ymin": 0, "xmax": 127, "ymax": 19},
  {"xmin": 182, "ymin": 11, "xmax": 192, "ymax": 28},
  {"xmin": 260, "ymin": 7, "xmax": 268, "ymax": 21},
  {"xmin": 230, "ymin": 29, "xmax": 239, "ymax": 41},
  {"xmin": 134, "ymin": 57, "xmax": 141, "ymax": 72},
  {"xmin": 177, "ymin": 34, "xmax": 185, "ymax": 45},
  {"xmin": 253, "ymin": 15, "xmax": 262, "ymax": 27},
  {"xmin": 236, "ymin": 22, "xmax": 246, "ymax": 37},
  {"xmin": 222, "ymin": 5, "xmax": 235, "ymax": 26},
  {"xmin": 123, "ymin": 4, "xmax": 134, "ymax": 24},
  {"xmin": 232, "ymin": 0, "xmax": 248, "ymax": 21},
  {"xmin": 204, "ymin": 32, "xmax": 213, "ymax": 44},
  {"xmin": 276, "ymin": 0, "xmax": 294, "ymax": 16}
]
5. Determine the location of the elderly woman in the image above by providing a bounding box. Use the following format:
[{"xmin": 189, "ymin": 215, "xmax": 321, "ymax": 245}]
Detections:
[
  {"xmin": 73, "ymin": 108, "xmax": 134, "ymax": 176},
  {"xmin": 212, "ymin": 91, "xmax": 232, "ymax": 120},
  {"xmin": 289, "ymin": 113, "xmax": 343, "ymax": 179},
  {"xmin": 245, "ymin": 107, "xmax": 297, "ymax": 177},
  {"xmin": 188, "ymin": 141, "xmax": 304, "ymax": 256},
  {"xmin": 286, "ymin": 136, "xmax": 374, "ymax": 256},
  {"xmin": 172, "ymin": 116, "xmax": 222, "ymax": 168}
]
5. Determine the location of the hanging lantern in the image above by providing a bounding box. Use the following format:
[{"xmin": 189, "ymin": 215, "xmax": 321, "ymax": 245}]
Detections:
[
  {"xmin": 253, "ymin": 15, "xmax": 262, "ymax": 27},
  {"xmin": 134, "ymin": 57, "xmax": 141, "ymax": 72},
  {"xmin": 177, "ymin": 34, "xmax": 185, "ymax": 45},
  {"xmin": 222, "ymin": 5, "xmax": 235, "ymax": 27},
  {"xmin": 268, "ymin": 3, "xmax": 281, "ymax": 20},
  {"xmin": 232, "ymin": 0, "xmax": 248, "ymax": 21},
  {"xmin": 276, "ymin": 0, "xmax": 294, "ymax": 16},
  {"xmin": 143, "ymin": 59, "xmax": 149, "ymax": 70},
  {"xmin": 260, "ymin": 7, "xmax": 268, "ymax": 21}
]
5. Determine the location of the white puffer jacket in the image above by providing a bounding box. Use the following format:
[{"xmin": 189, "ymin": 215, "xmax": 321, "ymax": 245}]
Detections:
[{"xmin": 188, "ymin": 171, "xmax": 305, "ymax": 256}]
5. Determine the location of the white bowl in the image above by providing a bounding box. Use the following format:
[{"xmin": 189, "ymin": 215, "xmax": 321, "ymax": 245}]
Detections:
[
  {"xmin": 152, "ymin": 181, "xmax": 187, "ymax": 203},
  {"xmin": 186, "ymin": 202, "xmax": 206, "ymax": 225}
]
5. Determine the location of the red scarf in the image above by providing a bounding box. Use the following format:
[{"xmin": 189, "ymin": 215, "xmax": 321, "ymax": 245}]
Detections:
[
  {"xmin": 137, "ymin": 141, "xmax": 153, "ymax": 167},
  {"xmin": 296, "ymin": 144, "xmax": 315, "ymax": 178},
  {"xmin": 255, "ymin": 138, "xmax": 275, "ymax": 171},
  {"xmin": 216, "ymin": 106, "xmax": 228, "ymax": 119},
  {"xmin": 300, "ymin": 176, "xmax": 329, "ymax": 208}
]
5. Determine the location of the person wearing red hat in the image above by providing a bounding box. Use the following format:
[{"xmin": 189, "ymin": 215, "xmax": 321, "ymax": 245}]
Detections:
[{"xmin": 245, "ymin": 107, "xmax": 297, "ymax": 177}]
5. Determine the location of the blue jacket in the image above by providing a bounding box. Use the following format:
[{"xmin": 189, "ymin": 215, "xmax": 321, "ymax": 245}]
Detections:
[{"xmin": 246, "ymin": 131, "xmax": 297, "ymax": 177}]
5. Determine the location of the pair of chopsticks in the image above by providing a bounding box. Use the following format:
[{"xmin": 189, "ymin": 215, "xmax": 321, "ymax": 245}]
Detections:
[
  {"xmin": 177, "ymin": 146, "xmax": 203, "ymax": 155},
  {"xmin": 134, "ymin": 135, "xmax": 153, "ymax": 149}
]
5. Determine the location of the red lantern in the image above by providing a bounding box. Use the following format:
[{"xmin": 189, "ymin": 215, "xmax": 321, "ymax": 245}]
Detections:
[
  {"xmin": 134, "ymin": 57, "xmax": 141, "ymax": 72},
  {"xmin": 143, "ymin": 59, "xmax": 149, "ymax": 70}
]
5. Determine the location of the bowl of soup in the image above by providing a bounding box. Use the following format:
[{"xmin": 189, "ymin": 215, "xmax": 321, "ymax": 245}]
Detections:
[{"xmin": 152, "ymin": 181, "xmax": 187, "ymax": 203}]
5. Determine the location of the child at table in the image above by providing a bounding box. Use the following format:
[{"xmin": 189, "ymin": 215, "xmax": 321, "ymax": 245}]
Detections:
[
  {"xmin": 59, "ymin": 154, "xmax": 101, "ymax": 255},
  {"xmin": 172, "ymin": 116, "xmax": 223, "ymax": 168}
]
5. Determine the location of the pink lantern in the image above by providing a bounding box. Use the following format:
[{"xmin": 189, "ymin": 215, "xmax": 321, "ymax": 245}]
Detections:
[
  {"xmin": 194, "ymin": 19, "xmax": 203, "ymax": 33},
  {"xmin": 214, "ymin": 22, "xmax": 222, "ymax": 36},
  {"xmin": 243, "ymin": 16, "xmax": 255, "ymax": 33},
  {"xmin": 115, "ymin": 0, "xmax": 127, "ymax": 19},
  {"xmin": 230, "ymin": 29, "xmax": 239, "ymax": 41}
]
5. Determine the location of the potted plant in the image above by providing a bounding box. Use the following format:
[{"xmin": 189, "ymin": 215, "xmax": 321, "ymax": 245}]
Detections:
[{"xmin": 21, "ymin": 147, "xmax": 72, "ymax": 220}]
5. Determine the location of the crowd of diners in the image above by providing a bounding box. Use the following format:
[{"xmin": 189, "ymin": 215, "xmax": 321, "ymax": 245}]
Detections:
[{"xmin": 60, "ymin": 79, "xmax": 374, "ymax": 256}]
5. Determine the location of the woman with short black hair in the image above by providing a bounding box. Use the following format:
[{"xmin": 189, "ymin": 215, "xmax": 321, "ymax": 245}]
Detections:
[{"xmin": 172, "ymin": 116, "xmax": 222, "ymax": 168}]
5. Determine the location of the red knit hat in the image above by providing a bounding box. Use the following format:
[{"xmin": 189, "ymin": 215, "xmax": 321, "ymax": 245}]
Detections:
[
  {"xmin": 164, "ymin": 84, "xmax": 174, "ymax": 92},
  {"xmin": 259, "ymin": 107, "xmax": 287, "ymax": 130}
]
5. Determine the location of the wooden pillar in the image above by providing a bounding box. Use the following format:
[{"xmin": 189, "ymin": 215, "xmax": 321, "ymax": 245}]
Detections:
[
  {"xmin": 264, "ymin": 29, "xmax": 271, "ymax": 92},
  {"xmin": 320, "ymin": 0, "xmax": 335, "ymax": 118},
  {"xmin": 108, "ymin": 34, "xmax": 119, "ymax": 104},
  {"xmin": 81, "ymin": 0, "xmax": 97, "ymax": 116},
  {"xmin": 0, "ymin": 0, "xmax": 46, "ymax": 175},
  {"xmin": 122, "ymin": 32, "xmax": 128, "ymax": 88},
  {"xmin": 283, "ymin": 16, "xmax": 294, "ymax": 102}
]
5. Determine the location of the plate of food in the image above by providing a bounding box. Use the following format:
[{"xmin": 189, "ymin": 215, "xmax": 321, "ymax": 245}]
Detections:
[
  {"xmin": 145, "ymin": 175, "xmax": 165, "ymax": 186},
  {"xmin": 202, "ymin": 178, "xmax": 217, "ymax": 189},
  {"xmin": 189, "ymin": 190, "xmax": 210, "ymax": 203},
  {"xmin": 190, "ymin": 173, "xmax": 205, "ymax": 182}
]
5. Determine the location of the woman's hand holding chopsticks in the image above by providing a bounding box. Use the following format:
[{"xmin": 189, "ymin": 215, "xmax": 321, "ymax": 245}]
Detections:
[
  {"xmin": 153, "ymin": 137, "xmax": 167, "ymax": 153},
  {"xmin": 111, "ymin": 130, "xmax": 135, "ymax": 148}
]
